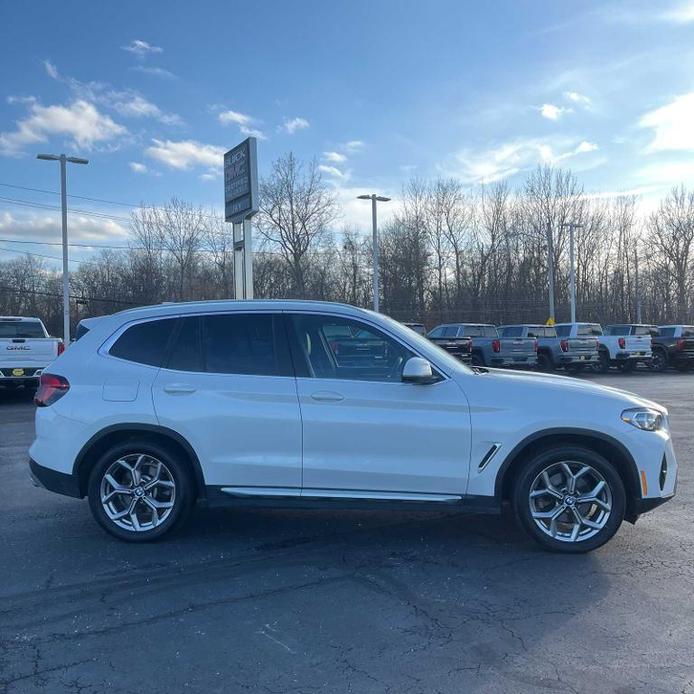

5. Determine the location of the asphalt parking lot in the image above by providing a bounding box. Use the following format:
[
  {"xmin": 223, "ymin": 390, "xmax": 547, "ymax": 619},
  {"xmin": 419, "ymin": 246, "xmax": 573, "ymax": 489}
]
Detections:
[{"xmin": 1, "ymin": 372, "xmax": 693, "ymax": 694}]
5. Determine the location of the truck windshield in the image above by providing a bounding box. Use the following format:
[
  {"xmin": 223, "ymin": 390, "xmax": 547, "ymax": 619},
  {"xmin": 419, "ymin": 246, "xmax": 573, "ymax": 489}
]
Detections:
[{"xmin": 0, "ymin": 320, "xmax": 46, "ymax": 338}]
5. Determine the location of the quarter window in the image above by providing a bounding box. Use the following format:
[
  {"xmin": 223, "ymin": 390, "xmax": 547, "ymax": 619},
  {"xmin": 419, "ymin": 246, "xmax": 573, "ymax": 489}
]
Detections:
[
  {"xmin": 289, "ymin": 314, "xmax": 414, "ymax": 382},
  {"xmin": 109, "ymin": 318, "xmax": 177, "ymax": 367}
]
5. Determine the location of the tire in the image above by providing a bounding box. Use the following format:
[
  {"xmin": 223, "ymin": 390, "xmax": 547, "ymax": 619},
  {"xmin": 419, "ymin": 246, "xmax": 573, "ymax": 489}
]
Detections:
[
  {"xmin": 619, "ymin": 360, "xmax": 636, "ymax": 373},
  {"xmin": 596, "ymin": 350, "xmax": 610, "ymax": 373},
  {"xmin": 537, "ymin": 352, "xmax": 554, "ymax": 372},
  {"xmin": 649, "ymin": 349, "xmax": 668, "ymax": 373},
  {"xmin": 87, "ymin": 439, "xmax": 195, "ymax": 542},
  {"xmin": 512, "ymin": 446, "xmax": 625, "ymax": 553},
  {"xmin": 471, "ymin": 352, "xmax": 484, "ymax": 367},
  {"xmin": 674, "ymin": 361, "xmax": 693, "ymax": 373}
]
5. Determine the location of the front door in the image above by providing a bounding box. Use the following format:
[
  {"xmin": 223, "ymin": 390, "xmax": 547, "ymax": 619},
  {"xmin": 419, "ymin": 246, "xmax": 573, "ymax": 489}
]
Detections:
[
  {"xmin": 152, "ymin": 312, "xmax": 302, "ymax": 491},
  {"xmin": 286, "ymin": 313, "xmax": 471, "ymax": 499}
]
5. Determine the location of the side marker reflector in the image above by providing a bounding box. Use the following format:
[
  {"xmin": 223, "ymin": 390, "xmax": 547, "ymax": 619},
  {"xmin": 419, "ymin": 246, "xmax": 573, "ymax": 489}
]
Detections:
[{"xmin": 640, "ymin": 470, "xmax": 648, "ymax": 496}]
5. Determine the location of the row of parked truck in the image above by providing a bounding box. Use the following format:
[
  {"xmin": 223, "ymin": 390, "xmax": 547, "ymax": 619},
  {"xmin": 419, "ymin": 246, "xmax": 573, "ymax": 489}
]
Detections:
[{"xmin": 404, "ymin": 321, "xmax": 694, "ymax": 374}]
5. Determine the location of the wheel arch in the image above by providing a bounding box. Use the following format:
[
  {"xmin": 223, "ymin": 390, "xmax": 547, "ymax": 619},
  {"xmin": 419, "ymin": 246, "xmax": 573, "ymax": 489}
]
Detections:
[
  {"xmin": 496, "ymin": 428, "xmax": 641, "ymax": 522},
  {"xmin": 74, "ymin": 424, "xmax": 206, "ymax": 500}
]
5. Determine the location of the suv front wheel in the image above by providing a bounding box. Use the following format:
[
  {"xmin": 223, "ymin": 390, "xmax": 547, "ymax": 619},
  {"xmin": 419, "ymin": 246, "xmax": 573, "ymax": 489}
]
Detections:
[
  {"xmin": 87, "ymin": 440, "xmax": 194, "ymax": 542},
  {"xmin": 513, "ymin": 446, "xmax": 625, "ymax": 553}
]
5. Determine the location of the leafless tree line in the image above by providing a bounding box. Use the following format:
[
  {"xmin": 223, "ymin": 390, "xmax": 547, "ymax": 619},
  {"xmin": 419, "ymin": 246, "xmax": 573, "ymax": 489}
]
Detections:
[{"xmin": 1, "ymin": 154, "xmax": 693, "ymax": 336}]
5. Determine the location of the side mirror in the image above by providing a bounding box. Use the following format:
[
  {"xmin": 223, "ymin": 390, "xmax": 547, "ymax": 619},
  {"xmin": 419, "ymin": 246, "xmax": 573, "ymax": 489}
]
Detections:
[{"xmin": 402, "ymin": 356, "xmax": 435, "ymax": 384}]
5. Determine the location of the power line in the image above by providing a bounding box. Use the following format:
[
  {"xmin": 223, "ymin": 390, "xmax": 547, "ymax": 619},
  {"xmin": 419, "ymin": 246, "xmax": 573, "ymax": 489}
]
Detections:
[
  {"xmin": 0, "ymin": 195, "xmax": 131, "ymax": 223},
  {"xmin": 0, "ymin": 284, "xmax": 136, "ymax": 306},
  {"xmin": 0, "ymin": 182, "xmax": 140, "ymax": 209},
  {"xmin": 0, "ymin": 245, "xmax": 96, "ymax": 266}
]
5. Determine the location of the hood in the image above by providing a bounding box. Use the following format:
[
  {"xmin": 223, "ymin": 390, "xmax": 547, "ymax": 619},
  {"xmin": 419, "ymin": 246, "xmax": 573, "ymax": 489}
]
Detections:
[{"xmin": 479, "ymin": 368, "xmax": 667, "ymax": 414}]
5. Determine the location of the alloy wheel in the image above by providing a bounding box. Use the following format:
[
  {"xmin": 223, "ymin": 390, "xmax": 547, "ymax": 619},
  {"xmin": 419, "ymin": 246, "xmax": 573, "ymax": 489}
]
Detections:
[
  {"xmin": 99, "ymin": 453, "xmax": 176, "ymax": 532},
  {"xmin": 528, "ymin": 461, "xmax": 612, "ymax": 543}
]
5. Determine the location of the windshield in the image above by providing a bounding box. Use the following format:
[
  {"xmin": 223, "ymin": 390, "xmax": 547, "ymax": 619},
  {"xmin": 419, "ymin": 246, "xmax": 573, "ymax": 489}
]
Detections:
[{"xmin": 0, "ymin": 320, "xmax": 47, "ymax": 338}]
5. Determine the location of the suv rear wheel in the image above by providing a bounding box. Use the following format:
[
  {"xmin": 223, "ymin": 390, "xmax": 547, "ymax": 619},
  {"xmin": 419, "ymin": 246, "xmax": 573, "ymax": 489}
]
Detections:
[
  {"xmin": 87, "ymin": 440, "xmax": 194, "ymax": 542},
  {"xmin": 513, "ymin": 446, "xmax": 625, "ymax": 553}
]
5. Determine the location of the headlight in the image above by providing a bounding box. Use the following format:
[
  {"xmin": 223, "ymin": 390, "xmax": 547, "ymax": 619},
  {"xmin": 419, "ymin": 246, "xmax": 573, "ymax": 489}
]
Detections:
[{"xmin": 621, "ymin": 407, "xmax": 664, "ymax": 432}]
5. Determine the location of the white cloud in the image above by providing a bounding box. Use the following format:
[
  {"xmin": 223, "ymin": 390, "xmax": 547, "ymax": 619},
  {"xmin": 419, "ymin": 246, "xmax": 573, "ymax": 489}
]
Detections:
[
  {"xmin": 132, "ymin": 66, "xmax": 176, "ymax": 80},
  {"xmin": 639, "ymin": 93, "xmax": 694, "ymax": 152},
  {"xmin": 318, "ymin": 164, "xmax": 348, "ymax": 179},
  {"xmin": 0, "ymin": 211, "xmax": 129, "ymax": 246},
  {"xmin": 564, "ymin": 91, "xmax": 591, "ymax": 106},
  {"xmin": 122, "ymin": 40, "xmax": 163, "ymax": 57},
  {"xmin": 130, "ymin": 162, "xmax": 147, "ymax": 173},
  {"xmin": 660, "ymin": 2, "xmax": 694, "ymax": 23},
  {"xmin": 42, "ymin": 61, "xmax": 182, "ymax": 126},
  {"xmin": 0, "ymin": 99, "xmax": 127, "ymax": 156},
  {"xmin": 218, "ymin": 110, "xmax": 252, "ymax": 126},
  {"xmin": 540, "ymin": 103, "xmax": 570, "ymax": 120},
  {"xmin": 450, "ymin": 138, "xmax": 600, "ymax": 184},
  {"xmin": 144, "ymin": 138, "xmax": 224, "ymax": 170},
  {"xmin": 323, "ymin": 151, "xmax": 347, "ymax": 163},
  {"xmin": 218, "ymin": 109, "xmax": 266, "ymax": 140},
  {"xmin": 43, "ymin": 60, "xmax": 59, "ymax": 80},
  {"xmin": 343, "ymin": 140, "xmax": 364, "ymax": 152},
  {"xmin": 281, "ymin": 117, "xmax": 310, "ymax": 134}
]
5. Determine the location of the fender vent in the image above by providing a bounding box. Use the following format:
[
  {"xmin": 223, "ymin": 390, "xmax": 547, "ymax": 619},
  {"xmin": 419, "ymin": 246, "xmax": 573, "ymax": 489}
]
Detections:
[{"xmin": 478, "ymin": 444, "xmax": 501, "ymax": 471}]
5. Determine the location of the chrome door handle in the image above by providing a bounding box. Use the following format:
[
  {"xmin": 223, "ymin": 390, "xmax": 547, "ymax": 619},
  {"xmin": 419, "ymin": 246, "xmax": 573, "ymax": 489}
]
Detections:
[
  {"xmin": 163, "ymin": 383, "xmax": 196, "ymax": 394},
  {"xmin": 310, "ymin": 391, "xmax": 344, "ymax": 402}
]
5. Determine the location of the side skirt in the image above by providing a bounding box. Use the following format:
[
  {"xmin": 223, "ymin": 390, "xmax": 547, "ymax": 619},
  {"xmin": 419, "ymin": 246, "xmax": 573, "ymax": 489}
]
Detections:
[{"xmin": 203, "ymin": 486, "xmax": 501, "ymax": 514}]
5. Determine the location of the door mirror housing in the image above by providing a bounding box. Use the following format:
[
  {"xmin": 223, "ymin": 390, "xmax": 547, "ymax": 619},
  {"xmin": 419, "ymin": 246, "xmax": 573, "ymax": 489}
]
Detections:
[{"xmin": 402, "ymin": 357, "xmax": 435, "ymax": 384}]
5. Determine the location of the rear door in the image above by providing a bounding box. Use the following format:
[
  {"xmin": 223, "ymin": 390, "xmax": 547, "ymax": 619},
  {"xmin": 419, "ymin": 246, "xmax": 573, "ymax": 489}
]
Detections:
[{"xmin": 152, "ymin": 313, "xmax": 302, "ymax": 491}]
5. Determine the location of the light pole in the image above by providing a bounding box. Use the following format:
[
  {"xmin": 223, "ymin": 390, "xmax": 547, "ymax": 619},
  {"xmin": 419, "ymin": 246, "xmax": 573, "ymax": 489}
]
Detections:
[
  {"xmin": 37, "ymin": 153, "xmax": 89, "ymax": 343},
  {"xmin": 561, "ymin": 222, "xmax": 583, "ymax": 324},
  {"xmin": 357, "ymin": 193, "xmax": 390, "ymax": 312}
]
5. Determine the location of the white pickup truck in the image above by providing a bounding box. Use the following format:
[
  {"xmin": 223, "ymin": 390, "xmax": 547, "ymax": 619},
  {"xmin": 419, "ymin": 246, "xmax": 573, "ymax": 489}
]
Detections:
[
  {"xmin": 555, "ymin": 322, "xmax": 651, "ymax": 373},
  {"xmin": 0, "ymin": 317, "xmax": 64, "ymax": 389}
]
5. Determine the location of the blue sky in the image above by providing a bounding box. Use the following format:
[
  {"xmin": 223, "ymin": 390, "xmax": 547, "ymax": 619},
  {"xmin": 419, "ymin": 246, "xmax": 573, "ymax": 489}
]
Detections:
[{"xmin": 1, "ymin": 0, "xmax": 694, "ymax": 264}]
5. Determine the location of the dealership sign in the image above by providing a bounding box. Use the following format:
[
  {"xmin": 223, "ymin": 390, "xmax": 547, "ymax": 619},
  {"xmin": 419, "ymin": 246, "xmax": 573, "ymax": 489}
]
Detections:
[{"xmin": 224, "ymin": 137, "xmax": 258, "ymax": 223}]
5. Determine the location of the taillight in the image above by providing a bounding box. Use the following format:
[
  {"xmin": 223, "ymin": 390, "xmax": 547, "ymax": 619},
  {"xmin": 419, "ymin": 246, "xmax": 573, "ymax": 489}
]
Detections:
[
  {"xmin": 492, "ymin": 339, "xmax": 501, "ymax": 353},
  {"xmin": 675, "ymin": 338, "xmax": 685, "ymax": 350},
  {"xmin": 618, "ymin": 337, "xmax": 625, "ymax": 349},
  {"xmin": 57, "ymin": 341, "xmax": 65, "ymax": 356},
  {"xmin": 533, "ymin": 340, "xmax": 538, "ymax": 352},
  {"xmin": 34, "ymin": 373, "xmax": 70, "ymax": 407},
  {"xmin": 560, "ymin": 339, "xmax": 569, "ymax": 352}
]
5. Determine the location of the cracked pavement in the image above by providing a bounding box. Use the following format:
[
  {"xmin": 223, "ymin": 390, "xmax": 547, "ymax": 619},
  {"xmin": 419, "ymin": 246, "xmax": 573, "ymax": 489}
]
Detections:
[{"xmin": 1, "ymin": 372, "xmax": 693, "ymax": 693}]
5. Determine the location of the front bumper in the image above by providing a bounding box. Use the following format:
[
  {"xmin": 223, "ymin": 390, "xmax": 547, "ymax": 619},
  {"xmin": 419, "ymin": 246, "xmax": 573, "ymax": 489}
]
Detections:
[{"xmin": 29, "ymin": 458, "xmax": 82, "ymax": 498}]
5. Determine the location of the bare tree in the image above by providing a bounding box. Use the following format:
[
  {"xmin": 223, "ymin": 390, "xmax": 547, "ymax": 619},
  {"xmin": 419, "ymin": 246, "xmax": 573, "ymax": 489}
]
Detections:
[{"xmin": 257, "ymin": 153, "xmax": 337, "ymax": 297}]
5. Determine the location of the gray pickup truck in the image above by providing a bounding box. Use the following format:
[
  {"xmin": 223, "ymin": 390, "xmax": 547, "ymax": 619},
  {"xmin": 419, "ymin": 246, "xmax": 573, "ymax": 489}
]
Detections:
[
  {"xmin": 499, "ymin": 324, "xmax": 599, "ymax": 373},
  {"xmin": 430, "ymin": 323, "xmax": 536, "ymax": 368}
]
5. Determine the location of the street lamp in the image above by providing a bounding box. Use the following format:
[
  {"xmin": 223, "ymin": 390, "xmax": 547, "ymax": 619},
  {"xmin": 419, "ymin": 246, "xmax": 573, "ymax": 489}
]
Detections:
[
  {"xmin": 357, "ymin": 193, "xmax": 391, "ymax": 312},
  {"xmin": 560, "ymin": 222, "xmax": 583, "ymax": 324},
  {"xmin": 37, "ymin": 153, "xmax": 89, "ymax": 343}
]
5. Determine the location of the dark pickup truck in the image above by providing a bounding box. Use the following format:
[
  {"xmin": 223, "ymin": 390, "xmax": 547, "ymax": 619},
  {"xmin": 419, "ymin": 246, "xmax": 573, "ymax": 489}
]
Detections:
[
  {"xmin": 649, "ymin": 325, "xmax": 694, "ymax": 372},
  {"xmin": 426, "ymin": 324, "xmax": 473, "ymax": 363}
]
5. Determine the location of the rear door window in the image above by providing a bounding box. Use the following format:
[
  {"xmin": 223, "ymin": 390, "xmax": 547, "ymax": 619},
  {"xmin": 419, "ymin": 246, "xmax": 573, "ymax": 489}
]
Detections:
[
  {"xmin": 201, "ymin": 313, "xmax": 289, "ymax": 376},
  {"xmin": 0, "ymin": 320, "xmax": 46, "ymax": 338},
  {"xmin": 109, "ymin": 318, "xmax": 178, "ymax": 367},
  {"xmin": 658, "ymin": 327, "xmax": 675, "ymax": 337},
  {"xmin": 442, "ymin": 326, "xmax": 459, "ymax": 338},
  {"xmin": 577, "ymin": 324, "xmax": 602, "ymax": 336}
]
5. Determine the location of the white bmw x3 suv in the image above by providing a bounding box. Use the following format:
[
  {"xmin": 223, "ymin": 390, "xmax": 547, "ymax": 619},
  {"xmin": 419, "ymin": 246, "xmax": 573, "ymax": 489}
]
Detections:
[{"xmin": 29, "ymin": 300, "xmax": 677, "ymax": 552}]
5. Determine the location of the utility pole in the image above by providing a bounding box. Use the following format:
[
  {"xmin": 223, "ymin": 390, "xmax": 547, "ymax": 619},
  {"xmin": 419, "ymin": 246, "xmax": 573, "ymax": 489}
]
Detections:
[
  {"xmin": 561, "ymin": 222, "xmax": 583, "ymax": 324},
  {"xmin": 357, "ymin": 194, "xmax": 391, "ymax": 312},
  {"xmin": 546, "ymin": 222, "xmax": 555, "ymax": 323},
  {"xmin": 634, "ymin": 246, "xmax": 642, "ymax": 322},
  {"xmin": 37, "ymin": 153, "xmax": 89, "ymax": 343}
]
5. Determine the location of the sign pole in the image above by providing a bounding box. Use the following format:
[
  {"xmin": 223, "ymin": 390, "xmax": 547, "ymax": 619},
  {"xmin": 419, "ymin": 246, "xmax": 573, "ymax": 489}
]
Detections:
[
  {"xmin": 224, "ymin": 137, "xmax": 259, "ymax": 299},
  {"xmin": 243, "ymin": 219, "xmax": 254, "ymax": 299}
]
